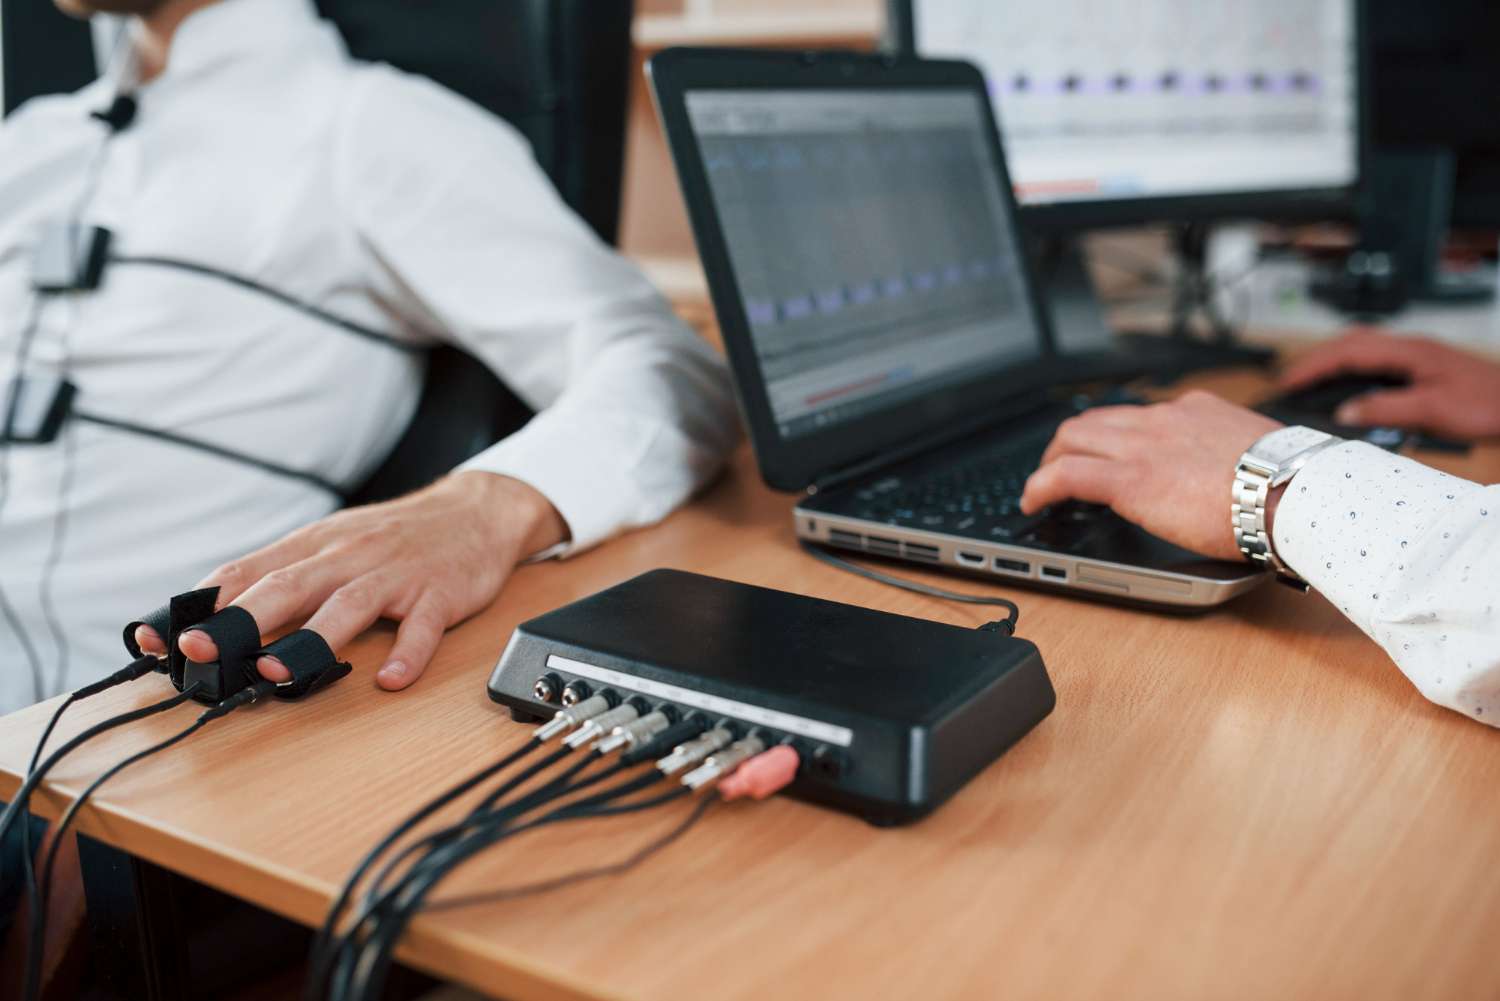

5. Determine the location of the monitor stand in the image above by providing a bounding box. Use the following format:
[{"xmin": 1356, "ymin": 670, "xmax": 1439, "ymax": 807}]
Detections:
[{"xmin": 1033, "ymin": 224, "xmax": 1274, "ymax": 386}]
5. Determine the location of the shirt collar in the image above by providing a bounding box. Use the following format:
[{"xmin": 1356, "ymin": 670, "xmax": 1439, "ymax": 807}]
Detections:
[{"xmin": 107, "ymin": 0, "xmax": 327, "ymax": 92}]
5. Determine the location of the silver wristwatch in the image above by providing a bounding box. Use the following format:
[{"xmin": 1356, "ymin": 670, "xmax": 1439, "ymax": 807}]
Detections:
[{"xmin": 1232, "ymin": 426, "xmax": 1340, "ymax": 584}]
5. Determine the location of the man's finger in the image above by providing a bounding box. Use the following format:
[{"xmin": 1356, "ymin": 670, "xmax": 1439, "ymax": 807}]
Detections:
[
  {"xmin": 1335, "ymin": 387, "xmax": 1444, "ymax": 430},
  {"xmin": 282, "ymin": 573, "xmax": 399, "ymax": 683},
  {"xmin": 135, "ymin": 626, "xmax": 166, "ymax": 656},
  {"xmin": 177, "ymin": 557, "xmax": 348, "ymax": 665},
  {"xmin": 376, "ymin": 595, "xmax": 449, "ymax": 691},
  {"xmin": 1041, "ymin": 413, "xmax": 1144, "ymax": 467},
  {"xmin": 1278, "ymin": 330, "xmax": 1425, "ymax": 390},
  {"xmin": 192, "ymin": 527, "xmax": 329, "ymax": 606},
  {"xmin": 1020, "ymin": 455, "xmax": 1123, "ymax": 514}
]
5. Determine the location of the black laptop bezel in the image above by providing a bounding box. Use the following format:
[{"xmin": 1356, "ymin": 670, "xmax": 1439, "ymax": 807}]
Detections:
[{"xmin": 648, "ymin": 47, "xmax": 1071, "ymax": 492}]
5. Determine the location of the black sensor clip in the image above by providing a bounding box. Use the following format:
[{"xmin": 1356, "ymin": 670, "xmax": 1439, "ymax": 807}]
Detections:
[{"xmin": 31, "ymin": 223, "xmax": 112, "ymax": 293}]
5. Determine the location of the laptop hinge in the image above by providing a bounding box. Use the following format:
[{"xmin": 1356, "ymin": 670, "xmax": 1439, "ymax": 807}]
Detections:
[{"xmin": 809, "ymin": 396, "xmax": 1049, "ymax": 495}]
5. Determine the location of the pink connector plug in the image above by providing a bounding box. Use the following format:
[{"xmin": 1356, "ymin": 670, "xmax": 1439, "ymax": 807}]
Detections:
[{"xmin": 717, "ymin": 744, "xmax": 800, "ymax": 801}]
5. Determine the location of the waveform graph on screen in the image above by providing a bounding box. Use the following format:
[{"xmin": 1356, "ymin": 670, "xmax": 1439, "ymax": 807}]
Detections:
[
  {"xmin": 686, "ymin": 89, "xmax": 1043, "ymax": 438},
  {"xmin": 913, "ymin": 0, "xmax": 1359, "ymax": 205}
]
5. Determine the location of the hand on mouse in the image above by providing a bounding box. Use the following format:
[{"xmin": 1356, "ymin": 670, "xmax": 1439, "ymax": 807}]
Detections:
[
  {"xmin": 1021, "ymin": 391, "xmax": 1282, "ymax": 561},
  {"xmin": 1279, "ymin": 328, "xmax": 1500, "ymax": 440}
]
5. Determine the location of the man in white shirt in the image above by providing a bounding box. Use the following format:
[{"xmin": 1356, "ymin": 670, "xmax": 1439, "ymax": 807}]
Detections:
[
  {"xmin": 0, "ymin": 0, "xmax": 739, "ymax": 712},
  {"xmin": 1022, "ymin": 329, "xmax": 1500, "ymax": 728}
]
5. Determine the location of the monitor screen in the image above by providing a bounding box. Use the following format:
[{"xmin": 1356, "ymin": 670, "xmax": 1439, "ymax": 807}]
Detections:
[
  {"xmin": 908, "ymin": 0, "xmax": 1360, "ymax": 210},
  {"xmin": 684, "ymin": 88, "xmax": 1042, "ymax": 439}
]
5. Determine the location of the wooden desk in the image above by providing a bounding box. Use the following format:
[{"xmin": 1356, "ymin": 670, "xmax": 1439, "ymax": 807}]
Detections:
[{"xmin": 3, "ymin": 368, "xmax": 1499, "ymax": 1001}]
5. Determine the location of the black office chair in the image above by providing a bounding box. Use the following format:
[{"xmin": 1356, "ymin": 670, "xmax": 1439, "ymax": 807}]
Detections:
[
  {"xmin": 2, "ymin": 0, "xmax": 637, "ymax": 504},
  {"xmin": 320, "ymin": 0, "xmax": 637, "ymax": 503}
]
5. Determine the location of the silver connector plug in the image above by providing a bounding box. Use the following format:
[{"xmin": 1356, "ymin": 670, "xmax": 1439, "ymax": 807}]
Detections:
[
  {"xmin": 595, "ymin": 709, "xmax": 672, "ymax": 755},
  {"xmin": 534, "ymin": 693, "xmax": 613, "ymax": 742},
  {"xmin": 681, "ymin": 734, "xmax": 766, "ymax": 792},
  {"xmin": 562, "ymin": 703, "xmax": 641, "ymax": 748},
  {"xmin": 656, "ymin": 726, "xmax": 734, "ymax": 776}
]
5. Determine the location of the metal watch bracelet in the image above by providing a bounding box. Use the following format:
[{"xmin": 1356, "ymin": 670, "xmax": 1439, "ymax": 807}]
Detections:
[{"xmin": 1232, "ymin": 429, "xmax": 1341, "ymax": 584}]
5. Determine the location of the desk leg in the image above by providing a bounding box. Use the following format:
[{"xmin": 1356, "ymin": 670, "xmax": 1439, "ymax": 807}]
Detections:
[{"xmin": 77, "ymin": 835, "xmax": 189, "ymax": 1001}]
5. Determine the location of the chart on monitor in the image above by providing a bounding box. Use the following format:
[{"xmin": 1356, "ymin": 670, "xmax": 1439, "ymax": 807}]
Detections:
[{"xmin": 911, "ymin": 0, "xmax": 1359, "ymax": 207}]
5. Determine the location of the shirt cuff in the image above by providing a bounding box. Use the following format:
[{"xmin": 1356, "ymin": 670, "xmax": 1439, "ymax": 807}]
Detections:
[
  {"xmin": 457, "ymin": 408, "xmax": 657, "ymax": 559},
  {"xmin": 1272, "ymin": 440, "xmax": 1480, "ymax": 628}
]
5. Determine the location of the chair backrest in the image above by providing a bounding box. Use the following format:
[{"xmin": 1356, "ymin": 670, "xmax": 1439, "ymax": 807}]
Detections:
[
  {"xmin": 320, "ymin": 0, "xmax": 637, "ymax": 504},
  {"xmin": 1, "ymin": 0, "xmax": 638, "ymax": 505},
  {"xmin": 1, "ymin": 1, "xmax": 97, "ymax": 115}
]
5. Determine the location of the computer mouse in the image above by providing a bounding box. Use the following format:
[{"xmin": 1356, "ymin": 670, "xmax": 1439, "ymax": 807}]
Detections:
[{"xmin": 1258, "ymin": 372, "xmax": 1411, "ymax": 424}]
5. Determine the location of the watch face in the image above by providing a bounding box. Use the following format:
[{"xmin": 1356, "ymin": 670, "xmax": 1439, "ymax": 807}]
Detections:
[{"xmin": 1253, "ymin": 426, "xmax": 1331, "ymax": 467}]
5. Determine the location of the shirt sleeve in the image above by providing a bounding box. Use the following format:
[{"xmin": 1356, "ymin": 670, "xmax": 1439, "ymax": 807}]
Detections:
[
  {"xmin": 335, "ymin": 66, "xmax": 740, "ymax": 555},
  {"xmin": 1273, "ymin": 440, "xmax": 1500, "ymax": 726}
]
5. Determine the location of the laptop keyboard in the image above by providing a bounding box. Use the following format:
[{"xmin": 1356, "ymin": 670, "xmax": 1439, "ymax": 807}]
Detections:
[{"xmin": 846, "ymin": 424, "xmax": 1106, "ymax": 549}]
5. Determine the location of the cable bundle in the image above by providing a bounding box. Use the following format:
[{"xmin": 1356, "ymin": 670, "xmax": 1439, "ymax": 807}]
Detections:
[{"xmin": 308, "ymin": 700, "xmax": 800, "ymax": 1001}]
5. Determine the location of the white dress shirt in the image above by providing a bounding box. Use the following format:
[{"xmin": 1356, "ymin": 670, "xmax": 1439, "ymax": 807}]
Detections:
[
  {"xmin": 1275, "ymin": 441, "xmax": 1500, "ymax": 727},
  {"xmin": 0, "ymin": 0, "xmax": 738, "ymax": 712}
]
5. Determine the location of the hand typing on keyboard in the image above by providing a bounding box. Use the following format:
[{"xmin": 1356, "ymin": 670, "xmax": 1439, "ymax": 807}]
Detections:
[{"xmin": 1020, "ymin": 390, "xmax": 1281, "ymax": 560}]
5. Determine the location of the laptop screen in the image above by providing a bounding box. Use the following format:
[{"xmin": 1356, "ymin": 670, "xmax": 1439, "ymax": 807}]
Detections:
[{"xmin": 684, "ymin": 88, "xmax": 1043, "ymax": 440}]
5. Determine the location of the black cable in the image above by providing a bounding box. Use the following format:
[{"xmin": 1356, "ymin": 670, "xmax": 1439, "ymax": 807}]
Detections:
[
  {"xmin": 39, "ymin": 385, "xmax": 78, "ymax": 697},
  {"xmin": 21, "ymin": 677, "xmax": 270, "ymax": 1001},
  {"xmin": 71, "ymin": 410, "xmax": 347, "ymax": 501},
  {"xmin": 426, "ymin": 793, "xmax": 716, "ymax": 912},
  {"xmin": 10, "ymin": 690, "xmax": 80, "ymax": 985},
  {"xmin": 304, "ymin": 737, "xmax": 543, "ymax": 1000},
  {"xmin": 324, "ymin": 744, "xmax": 590, "ymax": 991},
  {"xmin": 327, "ymin": 767, "xmax": 666, "ymax": 1001},
  {"xmin": 337, "ymin": 773, "xmax": 683, "ymax": 1001},
  {"xmin": 351, "ymin": 748, "xmax": 611, "ymax": 923},
  {"xmin": 0, "ymin": 299, "xmax": 49, "ymax": 704},
  {"xmin": 0, "ymin": 683, "xmax": 198, "ymax": 850},
  {"xmin": 800, "ymin": 542, "xmax": 1020, "ymax": 634},
  {"xmin": 24, "ymin": 714, "xmax": 208, "ymax": 1001},
  {"xmin": 108, "ymin": 256, "xmax": 422, "ymax": 355},
  {"xmin": 346, "ymin": 745, "xmax": 576, "ymax": 936}
]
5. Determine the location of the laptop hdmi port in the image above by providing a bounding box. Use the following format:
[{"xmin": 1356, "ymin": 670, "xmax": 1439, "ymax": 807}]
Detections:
[{"xmin": 955, "ymin": 551, "xmax": 985, "ymax": 568}]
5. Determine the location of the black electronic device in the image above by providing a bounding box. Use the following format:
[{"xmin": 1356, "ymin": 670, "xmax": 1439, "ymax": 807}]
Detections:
[
  {"xmin": 1369, "ymin": 0, "xmax": 1500, "ymax": 232},
  {"xmin": 1, "ymin": 374, "xmax": 76, "ymax": 444},
  {"xmin": 1345, "ymin": 150, "xmax": 1495, "ymax": 305},
  {"xmin": 487, "ymin": 569, "xmax": 1055, "ymax": 825},
  {"xmin": 31, "ymin": 222, "xmax": 112, "ymax": 293}
]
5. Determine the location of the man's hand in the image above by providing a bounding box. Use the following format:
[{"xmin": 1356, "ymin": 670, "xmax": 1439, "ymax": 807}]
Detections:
[
  {"xmin": 134, "ymin": 472, "xmax": 566, "ymax": 690},
  {"xmin": 1279, "ymin": 328, "xmax": 1500, "ymax": 439},
  {"xmin": 1021, "ymin": 391, "xmax": 1281, "ymax": 560}
]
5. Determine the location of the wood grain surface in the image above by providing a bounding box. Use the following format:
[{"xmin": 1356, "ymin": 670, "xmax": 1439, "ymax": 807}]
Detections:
[{"xmin": 2, "ymin": 364, "xmax": 1498, "ymax": 1001}]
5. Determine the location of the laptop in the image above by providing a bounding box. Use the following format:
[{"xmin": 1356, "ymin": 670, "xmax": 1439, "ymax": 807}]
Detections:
[{"xmin": 648, "ymin": 48, "xmax": 1265, "ymax": 609}]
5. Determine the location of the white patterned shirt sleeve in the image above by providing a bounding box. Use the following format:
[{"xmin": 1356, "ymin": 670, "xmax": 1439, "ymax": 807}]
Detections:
[{"xmin": 1273, "ymin": 441, "xmax": 1500, "ymax": 726}]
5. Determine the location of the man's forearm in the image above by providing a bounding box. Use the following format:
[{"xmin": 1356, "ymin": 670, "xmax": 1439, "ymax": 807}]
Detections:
[{"xmin": 1272, "ymin": 442, "xmax": 1500, "ymax": 725}]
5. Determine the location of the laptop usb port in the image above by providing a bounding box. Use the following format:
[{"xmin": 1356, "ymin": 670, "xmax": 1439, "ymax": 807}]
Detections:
[
  {"xmin": 994, "ymin": 558, "xmax": 1030, "ymax": 575},
  {"xmin": 955, "ymin": 551, "xmax": 985, "ymax": 568},
  {"xmin": 1041, "ymin": 566, "xmax": 1067, "ymax": 581}
]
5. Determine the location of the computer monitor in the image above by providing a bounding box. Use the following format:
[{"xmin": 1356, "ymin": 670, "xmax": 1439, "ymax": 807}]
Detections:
[
  {"xmin": 1369, "ymin": 0, "xmax": 1500, "ymax": 230},
  {"xmin": 889, "ymin": 0, "xmax": 1364, "ymax": 230}
]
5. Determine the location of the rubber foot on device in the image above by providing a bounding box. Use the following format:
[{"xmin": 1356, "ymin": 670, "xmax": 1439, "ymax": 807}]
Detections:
[{"xmin": 510, "ymin": 707, "xmax": 545, "ymax": 724}]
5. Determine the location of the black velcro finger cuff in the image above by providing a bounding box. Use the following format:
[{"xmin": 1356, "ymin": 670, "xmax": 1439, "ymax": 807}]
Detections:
[
  {"xmin": 123, "ymin": 602, "xmax": 171, "ymax": 659},
  {"xmin": 190, "ymin": 605, "xmax": 261, "ymax": 678},
  {"xmin": 124, "ymin": 587, "xmax": 221, "ymax": 687},
  {"xmin": 260, "ymin": 630, "xmax": 351, "ymax": 701}
]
